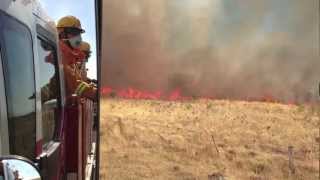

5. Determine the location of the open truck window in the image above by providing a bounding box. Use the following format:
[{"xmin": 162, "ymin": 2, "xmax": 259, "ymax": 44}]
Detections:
[
  {"xmin": 0, "ymin": 12, "xmax": 36, "ymax": 160},
  {"xmin": 37, "ymin": 37, "xmax": 61, "ymax": 150}
]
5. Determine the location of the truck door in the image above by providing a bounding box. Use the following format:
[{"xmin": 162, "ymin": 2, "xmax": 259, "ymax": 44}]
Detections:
[
  {"xmin": 0, "ymin": 11, "xmax": 37, "ymax": 160},
  {"xmin": 36, "ymin": 26, "xmax": 63, "ymax": 180},
  {"xmin": 0, "ymin": 10, "xmax": 63, "ymax": 179}
]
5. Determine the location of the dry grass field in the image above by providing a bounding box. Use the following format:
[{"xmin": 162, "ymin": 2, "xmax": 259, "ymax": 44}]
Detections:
[{"xmin": 100, "ymin": 98, "xmax": 319, "ymax": 180}]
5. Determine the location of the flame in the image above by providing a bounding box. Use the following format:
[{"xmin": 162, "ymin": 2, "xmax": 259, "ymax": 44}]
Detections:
[
  {"xmin": 102, "ymin": 87, "xmax": 175, "ymax": 100},
  {"xmin": 102, "ymin": 87, "xmax": 163, "ymax": 100},
  {"xmin": 101, "ymin": 86, "xmax": 302, "ymax": 105}
]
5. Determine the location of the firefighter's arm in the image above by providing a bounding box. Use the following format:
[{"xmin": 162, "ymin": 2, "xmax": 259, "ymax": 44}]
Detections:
[
  {"xmin": 64, "ymin": 66, "xmax": 97, "ymax": 101},
  {"xmin": 40, "ymin": 84, "xmax": 51, "ymax": 103},
  {"xmin": 85, "ymin": 78, "xmax": 97, "ymax": 88},
  {"xmin": 75, "ymin": 80, "xmax": 97, "ymax": 101}
]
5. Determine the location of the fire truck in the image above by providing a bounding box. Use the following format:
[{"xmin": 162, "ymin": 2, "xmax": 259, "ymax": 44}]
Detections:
[{"xmin": 0, "ymin": 0, "xmax": 99, "ymax": 179}]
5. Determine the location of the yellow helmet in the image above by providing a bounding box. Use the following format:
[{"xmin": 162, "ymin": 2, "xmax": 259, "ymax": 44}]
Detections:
[
  {"xmin": 57, "ymin": 16, "xmax": 85, "ymax": 33},
  {"xmin": 79, "ymin": 41, "xmax": 91, "ymax": 52}
]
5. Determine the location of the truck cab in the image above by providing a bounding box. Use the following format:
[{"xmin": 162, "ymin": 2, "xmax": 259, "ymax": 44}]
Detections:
[{"xmin": 0, "ymin": 0, "xmax": 97, "ymax": 179}]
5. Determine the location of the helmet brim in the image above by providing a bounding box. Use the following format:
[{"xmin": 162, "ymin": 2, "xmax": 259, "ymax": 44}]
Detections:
[{"xmin": 59, "ymin": 27, "xmax": 85, "ymax": 35}]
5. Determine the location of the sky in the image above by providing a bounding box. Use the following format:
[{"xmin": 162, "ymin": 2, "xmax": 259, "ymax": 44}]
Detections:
[{"xmin": 41, "ymin": 0, "xmax": 97, "ymax": 79}]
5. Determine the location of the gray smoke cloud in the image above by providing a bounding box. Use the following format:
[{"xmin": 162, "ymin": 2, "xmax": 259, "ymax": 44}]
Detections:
[{"xmin": 101, "ymin": 0, "xmax": 319, "ymax": 102}]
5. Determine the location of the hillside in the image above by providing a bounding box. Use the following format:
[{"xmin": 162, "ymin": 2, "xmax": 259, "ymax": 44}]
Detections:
[{"xmin": 100, "ymin": 98, "xmax": 319, "ymax": 180}]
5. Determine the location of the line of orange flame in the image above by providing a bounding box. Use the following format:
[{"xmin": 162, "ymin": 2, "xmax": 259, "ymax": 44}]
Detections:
[{"xmin": 101, "ymin": 86, "xmax": 299, "ymax": 105}]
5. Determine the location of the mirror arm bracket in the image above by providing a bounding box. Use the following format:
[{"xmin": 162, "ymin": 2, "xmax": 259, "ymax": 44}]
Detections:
[{"xmin": 36, "ymin": 153, "xmax": 49, "ymax": 179}]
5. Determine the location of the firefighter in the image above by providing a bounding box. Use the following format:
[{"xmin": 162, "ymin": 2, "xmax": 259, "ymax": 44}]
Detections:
[
  {"xmin": 77, "ymin": 41, "xmax": 91, "ymax": 80},
  {"xmin": 57, "ymin": 16, "xmax": 97, "ymax": 101},
  {"xmin": 79, "ymin": 41, "xmax": 98, "ymax": 129},
  {"xmin": 79, "ymin": 41, "xmax": 97, "ymax": 85},
  {"xmin": 79, "ymin": 41, "xmax": 92, "ymax": 60}
]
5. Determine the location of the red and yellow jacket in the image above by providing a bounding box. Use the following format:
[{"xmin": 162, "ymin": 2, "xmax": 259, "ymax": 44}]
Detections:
[{"xmin": 59, "ymin": 40, "xmax": 97, "ymax": 101}]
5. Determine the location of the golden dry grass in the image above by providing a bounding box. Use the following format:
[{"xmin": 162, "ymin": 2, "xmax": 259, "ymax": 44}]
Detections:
[{"xmin": 100, "ymin": 98, "xmax": 319, "ymax": 180}]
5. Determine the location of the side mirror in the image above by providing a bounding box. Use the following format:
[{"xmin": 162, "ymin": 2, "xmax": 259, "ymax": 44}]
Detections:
[{"xmin": 0, "ymin": 156, "xmax": 41, "ymax": 180}]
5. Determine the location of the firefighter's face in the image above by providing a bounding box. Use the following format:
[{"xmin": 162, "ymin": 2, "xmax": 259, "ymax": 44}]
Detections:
[
  {"xmin": 62, "ymin": 28, "xmax": 83, "ymax": 48},
  {"xmin": 85, "ymin": 51, "xmax": 92, "ymax": 59},
  {"xmin": 68, "ymin": 35, "xmax": 82, "ymax": 48}
]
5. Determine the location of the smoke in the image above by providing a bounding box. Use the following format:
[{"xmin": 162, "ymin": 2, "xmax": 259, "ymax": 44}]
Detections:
[{"xmin": 101, "ymin": 0, "xmax": 319, "ymax": 102}]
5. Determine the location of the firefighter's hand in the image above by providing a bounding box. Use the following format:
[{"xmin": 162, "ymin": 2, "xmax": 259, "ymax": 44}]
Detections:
[
  {"xmin": 88, "ymin": 79, "xmax": 98, "ymax": 84},
  {"xmin": 90, "ymin": 82, "xmax": 97, "ymax": 88}
]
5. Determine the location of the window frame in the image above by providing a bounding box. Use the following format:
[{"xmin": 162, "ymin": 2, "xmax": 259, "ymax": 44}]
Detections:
[
  {"xmin": 0, "ymin": 48, "xmax": 10, "ymax": 155},
  {"xmin": 0, "ymin": 10, "xmax": 37, "ymax": 157},
  {"xmin": 36, "ymin": 25, "xmax": 62, "ymax": 145}
]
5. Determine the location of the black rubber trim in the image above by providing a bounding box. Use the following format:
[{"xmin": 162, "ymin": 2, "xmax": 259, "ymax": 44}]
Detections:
[{"xmin": 95, "ymin": 0, "xmax": 102, "ymax": 179}]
